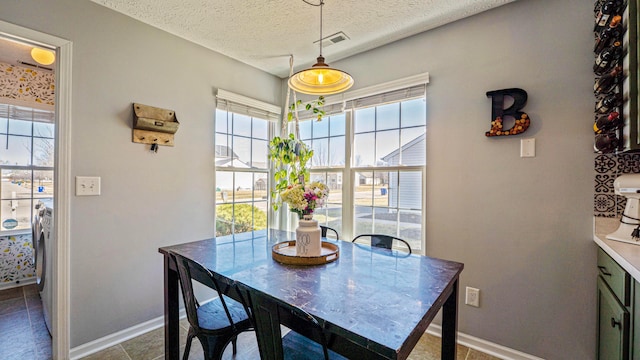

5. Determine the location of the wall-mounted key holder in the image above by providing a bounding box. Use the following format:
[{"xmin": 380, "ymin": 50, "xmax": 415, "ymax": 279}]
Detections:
[{"xmin": 132, "ymin": 103, "xmax": 179, "ymax": 147}]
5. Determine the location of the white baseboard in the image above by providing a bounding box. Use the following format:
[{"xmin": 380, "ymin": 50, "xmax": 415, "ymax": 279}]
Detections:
[
  {"xmin": 427, "ymin": 324, "xmax": 545, "ymax": 360},
  {"xmin": 68, "ymin": 310, "xmax": 542, "ymax": 360},
  {"xmin": 0, "ymin": 278, "xmax": 36, "ymax": 291},
  {"xmin": 69, "ymin": 309, "xmax": 186, "ymax": 360}
]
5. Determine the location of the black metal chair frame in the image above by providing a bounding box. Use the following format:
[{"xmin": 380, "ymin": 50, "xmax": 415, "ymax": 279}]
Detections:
[
  {"xmin": 320, "ymin": 225, "xmax": 340, "ymax": 240},
  {"xmin": 236, "ymin": 283, "xmax": 346, "ymax": 360},
  {"xmin": 352, "ymin": 234, "xmax": 412, "ymax": 254},
  {"xmin": 170, "ymin": 252, "xmax": 253, "ymax": 360}
]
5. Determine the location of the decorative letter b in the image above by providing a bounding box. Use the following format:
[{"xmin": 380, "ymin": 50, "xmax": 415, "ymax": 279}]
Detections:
[{"xmin": 485, "ymin": 88, "xmax": 530, "ymax": 137}]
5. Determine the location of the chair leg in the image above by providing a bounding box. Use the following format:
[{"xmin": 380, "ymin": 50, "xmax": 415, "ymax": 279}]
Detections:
[
  {"xmin": 183, "ymin": 327, "xmax": 195, "ymax": 360},
  {"xmin": 231, "ymin": 335, "xmax": 238, "ymax": 354},
  {"xmin": 200, "ymin": 335, "xmax": 230, "ymax": 360}
]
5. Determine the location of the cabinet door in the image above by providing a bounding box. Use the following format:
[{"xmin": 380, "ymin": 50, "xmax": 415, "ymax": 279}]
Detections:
[{"xmin": 598, "ymin": 276, "xmax": 630, "ymax": 360}]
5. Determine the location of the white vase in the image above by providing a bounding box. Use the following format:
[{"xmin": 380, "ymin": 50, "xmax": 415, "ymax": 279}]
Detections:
[{"xmin": 295, "ymin": 214, "xmax": 322, "ymax": 257}]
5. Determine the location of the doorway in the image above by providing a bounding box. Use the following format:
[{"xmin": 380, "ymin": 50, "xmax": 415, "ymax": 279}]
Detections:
[{"xmin": 0, "ymin": 21, "xmax": 72, "ymax": 359}]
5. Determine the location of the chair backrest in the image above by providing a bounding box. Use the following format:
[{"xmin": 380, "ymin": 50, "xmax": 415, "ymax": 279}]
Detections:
[
  {"xmin": 352, "ymin": 234, "xmax": 412, "ymax": 254},
  {"xmin": 320, "ymin": 225, "xmax": 339, "ymax": 240},
  {"xmin": 170, "ymin": 251, "xmax": 237, "ymax": 333},
  {"xmin": 236, "ymin": 283, "xmax": 330, "ymax": 360}
]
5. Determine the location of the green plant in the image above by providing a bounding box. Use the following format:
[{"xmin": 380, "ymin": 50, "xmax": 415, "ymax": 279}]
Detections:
[
  {"xmin": 268, "ymin": 133, "xmax": 313, "ymax": 211},
  {"xmin": 288, "ymin": 96, "xmax": 325, "ymax": 122},
  {"xmin": 216, "ymin": 203, "xmax": 267, "ymax": 236}
]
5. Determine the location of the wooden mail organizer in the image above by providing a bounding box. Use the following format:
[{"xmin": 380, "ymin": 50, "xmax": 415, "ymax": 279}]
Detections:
[{"xmin": 132, "ymin": 103, "xmax": 179, "ymax": 146}]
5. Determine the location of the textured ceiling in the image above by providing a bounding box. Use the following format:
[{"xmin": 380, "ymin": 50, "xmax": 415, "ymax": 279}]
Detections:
[{"xmin": 90, "ymin": 0, "xmax": 514, "ymax": 78}]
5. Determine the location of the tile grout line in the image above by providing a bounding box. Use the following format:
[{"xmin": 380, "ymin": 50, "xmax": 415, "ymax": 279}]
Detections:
[
  {"xmin": 23, "ymin": 286, "xmax": 40, "ymax": 358},
  {"xmin": 120, "ymin": 344, "xmax": 134, "ymax": 360}
]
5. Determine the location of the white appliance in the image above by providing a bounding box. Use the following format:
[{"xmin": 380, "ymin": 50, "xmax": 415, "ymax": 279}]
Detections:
[
  {"xmin": 32, "ymin": 199, "xmax": 54, "ymax": 335},
  {"xmin": 607, "ymin": 174, "xmax": 640, "ymax": 245}
]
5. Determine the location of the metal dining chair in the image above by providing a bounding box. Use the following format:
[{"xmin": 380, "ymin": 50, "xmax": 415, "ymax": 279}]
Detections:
[
  {"xmin": 170, "ymin": 252, "xmax": 253, "ymax": 360},
  {"xmin": 320, "ymin": 225, "xmax": 340, "ymax": 240},
  {"xmin": 352, "ymin": 234, "xmax": 412, "ymax": 254},
  {"xmin": 236, "ymin": 283, "xmax": 347, "ymax": 360}
]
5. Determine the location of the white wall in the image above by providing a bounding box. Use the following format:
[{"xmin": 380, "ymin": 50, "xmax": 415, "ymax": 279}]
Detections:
[
  {"xmin": 326, "ymin": 0, "xmax": 595, "ymax": 358},
  {"xmin": 0, "ymin": 0, "xmax": 282, "ymax": 347}
]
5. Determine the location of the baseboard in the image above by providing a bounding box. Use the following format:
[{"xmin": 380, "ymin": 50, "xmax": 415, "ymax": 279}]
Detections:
[
  {"xmin": 69, "ymin": 309, "xmax": 186, "ymax": 360},
  {"xmin": 69, "ymin": 310, "xmax": 541, "ymax": 360},
  {"xmin": 0, "ymin": 278, "xmax": 36, "ymax": 291},
  {"xmin": 427, "ymin": 324, "xmax": 545, "ymax": 360}
]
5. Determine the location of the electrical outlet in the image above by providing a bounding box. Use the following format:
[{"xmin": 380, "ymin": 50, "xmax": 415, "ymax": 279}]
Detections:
[
  {"xmin": 76, "ymin": 176, "xmax": 101, "ymax": 196},
  {"xmin": 465, "ymin": 287, "xmax": 480, "ymax": 307}
]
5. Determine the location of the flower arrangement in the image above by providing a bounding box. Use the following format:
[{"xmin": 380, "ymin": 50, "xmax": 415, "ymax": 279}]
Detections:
[{"xmin": 280, "ymin": 181, "xmax": 329, "ymax": 219}]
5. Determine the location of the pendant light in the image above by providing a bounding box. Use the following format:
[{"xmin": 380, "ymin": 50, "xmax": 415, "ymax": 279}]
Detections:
[{"xmin": 288, "ymin": 0, "xmax": 353, "ymax": 95}]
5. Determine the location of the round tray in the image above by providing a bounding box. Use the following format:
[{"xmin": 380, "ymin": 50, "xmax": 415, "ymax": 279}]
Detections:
[{"xmin": 271, "ymin": 240, "xmax": 339, "ymax": 266}]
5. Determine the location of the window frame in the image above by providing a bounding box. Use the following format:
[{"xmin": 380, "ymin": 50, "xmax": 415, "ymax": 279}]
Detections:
[
  {"xmin": 286, "ymin": 73, "xmax": 429, "ymax": 254},
  {"xmin": 214, "ymin": 90, "xmax": 279, "ymax": 236},
  {"xmin": 0, "ymin": 103, "xmax": 55, "ymax": 234}
]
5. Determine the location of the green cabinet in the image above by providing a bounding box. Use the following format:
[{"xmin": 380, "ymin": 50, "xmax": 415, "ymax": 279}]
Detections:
[
  {"xmin": 597, "ymin": 248, "xmax": 638, "ymax": 360},
  {"xmin": 598, "ymin": 276, "xmax": 630, "ymax": 359}
]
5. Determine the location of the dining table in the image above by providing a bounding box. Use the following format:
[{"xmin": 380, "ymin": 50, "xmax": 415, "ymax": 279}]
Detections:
[{"xmin": 158, "ymin": 229, "xmax": 464, "ymax": 360}]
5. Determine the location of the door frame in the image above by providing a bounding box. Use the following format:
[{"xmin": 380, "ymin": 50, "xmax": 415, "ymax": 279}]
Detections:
[{"xmin": 0, "ymin": 20, "xmax": 72, "ymax": 359}]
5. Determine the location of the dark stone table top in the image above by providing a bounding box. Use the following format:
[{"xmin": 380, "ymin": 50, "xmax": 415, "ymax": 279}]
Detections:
[{"xmin": 160, "ymin": 229, "xmax": 463, "ymax": 359}]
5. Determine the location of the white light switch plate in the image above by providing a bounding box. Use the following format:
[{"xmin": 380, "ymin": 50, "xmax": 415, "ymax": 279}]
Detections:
[
  {"xmin": 76, "ymin": 176, "xmax": 101, "ymax": 196},
  {"xmin": 520, "ymin": 138, "xmax": 535, "ymax": 158}
]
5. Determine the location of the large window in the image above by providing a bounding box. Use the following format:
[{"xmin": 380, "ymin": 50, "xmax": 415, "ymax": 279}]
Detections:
[
  {"xmin": 352, "ymin": 98, "xmax": 426, "ymax": 251},
  {"xmin": 214, "ymin": 90, "xmax": 279, "ymax": 236},
  {"xmin": 299, "ymin": 115, "xmax": 346, "ymax": 235},
  {"xmin": 0, "ymin": 104, "xmax": 54, "ymax": 232},
  {"xmin": 297, "ymin": 84, "xmax": 426, "ymax": 251}
]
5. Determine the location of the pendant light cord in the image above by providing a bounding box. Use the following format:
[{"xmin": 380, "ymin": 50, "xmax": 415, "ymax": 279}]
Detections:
[
  {"xmin": 283, "ymin": 55, "xmax": 301, "ymax": 139},
  {"xmin": 302, "ymin": 0, "xmax": 325, "ymax": 57}
]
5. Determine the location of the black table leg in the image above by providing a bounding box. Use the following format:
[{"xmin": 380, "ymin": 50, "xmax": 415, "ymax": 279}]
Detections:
[
  {"xmin": 441, "ymin": 279, "xmax": 459, "ymax": 360},
  {"xmin": 164, "ymin": 255, "xmax": 180, "ymax": 360}
]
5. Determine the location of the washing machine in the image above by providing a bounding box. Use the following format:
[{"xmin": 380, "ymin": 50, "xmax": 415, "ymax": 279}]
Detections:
[{"xmin": 32, "ymin": 198, "xmax": 53, "ymax": 335}]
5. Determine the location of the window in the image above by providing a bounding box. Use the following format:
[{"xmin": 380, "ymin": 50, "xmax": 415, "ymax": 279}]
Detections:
[
  {"xmin": 0, "ymin": 104, "xmax": 54, "ymax": 232},
  {"xmin": 296, "ymin": 82, "xmax": 427, "ymax": 251},
  {"xmin": 298, "ymin": 115, "xmax": 346, "ymax": 235},
  {"xmin": 215, "ymin": 90, "xmax": 279, "ymax": 236},
  {"xmin": 300, "ymin": 114, "xmax": 346, "ymax": 167},
  {"xmin": 352, "ymin": 98, "xmax": 426, "ymax": 251}
]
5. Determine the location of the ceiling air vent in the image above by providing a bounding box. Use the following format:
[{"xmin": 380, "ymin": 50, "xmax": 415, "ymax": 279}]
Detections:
[{"xmin": 314, "ymin": 31, "xmax": 350, "ymax": 48}]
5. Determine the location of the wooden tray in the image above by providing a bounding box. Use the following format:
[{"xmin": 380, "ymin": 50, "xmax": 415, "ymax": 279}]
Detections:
[{"xmin": 272, "ymin": 241, "xmax": 339, "ymax": 266}]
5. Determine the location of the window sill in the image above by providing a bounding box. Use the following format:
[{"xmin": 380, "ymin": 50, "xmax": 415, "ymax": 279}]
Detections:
[{"xmin": 0, "ymin": 229, "xmax": 31, "ymax": 237}]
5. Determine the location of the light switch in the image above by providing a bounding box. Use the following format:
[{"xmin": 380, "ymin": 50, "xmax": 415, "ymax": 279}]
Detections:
[
  {"xmin": 76, "ymin": 176, "xmax": 101, "ymax": 196},
  {"xmin": 520, "ymin": 138, "xmax": 535, "ymax": 158}
]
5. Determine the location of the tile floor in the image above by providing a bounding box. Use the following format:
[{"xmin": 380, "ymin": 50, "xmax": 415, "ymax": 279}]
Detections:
[
  {"xmin": 81, "ymin": 319, "xmax": 501, "ymax": 360},
  {"xmin": 0, "ymin": 284, "xmax": 501, "ymax": 360},
  {"xmin": 0, "ymin": 284, "xmax": 52, "ymax": 360}
]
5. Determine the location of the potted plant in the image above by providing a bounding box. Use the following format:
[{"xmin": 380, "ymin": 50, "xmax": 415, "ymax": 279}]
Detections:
[{"xmin": 269, "ymin": 95, "xmax": 326, "ymax": 211}]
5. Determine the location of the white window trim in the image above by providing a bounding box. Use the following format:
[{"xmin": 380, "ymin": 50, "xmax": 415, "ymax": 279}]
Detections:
[
  {"xmin": 319, "ymin": 72, "xmax": 429, "ymax": 107},
  {"xmin": 216, "ymin": 89, "xmax": 281, "ymax": 119}
]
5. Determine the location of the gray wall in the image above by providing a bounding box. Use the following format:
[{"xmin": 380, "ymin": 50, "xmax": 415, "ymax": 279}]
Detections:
[
  {"xmin": 326, "ymin": 0, "xmax": 595, "ymax": 358},
  {"xmin": 0, "ymin": 0, "xmax": 282, "ymax": 347}
]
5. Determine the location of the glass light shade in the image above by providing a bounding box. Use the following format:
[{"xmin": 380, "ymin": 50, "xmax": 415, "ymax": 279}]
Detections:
[
  {"xmin": 30, "ymin": 48, "xmax": 55, "ymax": 66},
  {"xmin": 288, "ymin": 56, "xmax": 353, "ymax": 95}
]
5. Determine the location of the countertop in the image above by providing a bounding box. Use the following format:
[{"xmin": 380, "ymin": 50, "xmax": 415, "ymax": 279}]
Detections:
[{"xmin": 594, "ymin": 217, "xmax": 640, "ymax": 282}]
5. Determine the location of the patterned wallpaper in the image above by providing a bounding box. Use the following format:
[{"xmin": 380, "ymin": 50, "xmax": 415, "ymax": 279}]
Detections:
[
  {"xmin": 594, "ymin": 153, "xmax": 640, "ymax": 217},
  {"xmin": 0, "ymin": 62, "xmax": 55, "ymax": 106},
  {"xmin": 0, "ymin": 234, "xmax": 35, "ymax": 284},
  {"xmin": 0, "ymin": 62, "xmax": 47, "ymax": 286}
]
